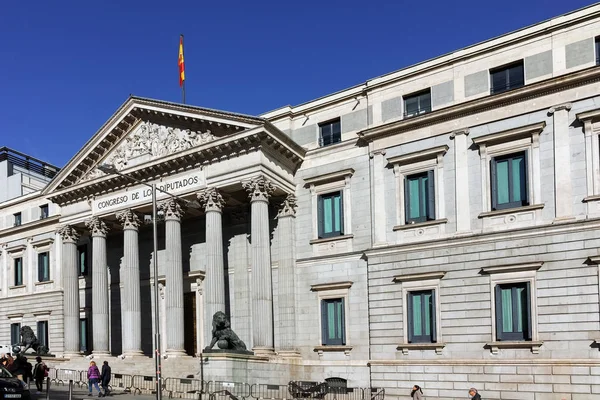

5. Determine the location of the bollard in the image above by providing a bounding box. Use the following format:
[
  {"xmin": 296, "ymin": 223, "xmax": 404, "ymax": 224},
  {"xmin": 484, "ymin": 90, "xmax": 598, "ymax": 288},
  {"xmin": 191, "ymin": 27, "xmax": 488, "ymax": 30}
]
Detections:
[
  {"xmin": 46, "ymin": 377, "xmax": 51, "ymax": 400},
  {"xmin": 68, "ymin": 379, "xmax": 73, "ymax": 400}
]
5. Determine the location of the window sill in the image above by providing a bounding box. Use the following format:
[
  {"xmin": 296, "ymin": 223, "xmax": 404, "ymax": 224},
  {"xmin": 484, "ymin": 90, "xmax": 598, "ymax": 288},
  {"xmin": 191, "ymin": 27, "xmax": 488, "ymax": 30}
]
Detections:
[
  {"xmin": 313, "ymin": 345, "xmax": 352, "ymax": 356},
  {"xmin": 393, "ymin": 218, "xmax": 448, "ymax": 231},
  {"xmin": 9, "ymin": 285, "xmax": 26, "ymax": 290},
  {"xmin": 485, "ymin": 340, "xmax": 543, "ymax": 355},
  {"xmin": 397, "ymin": 343, "xmax": 446, "ymax": 355},
  {"xmin": 478, "ymin": 204, "xmax": 544, "ymax": 218},
  {"xmin": 35, "ymin": 280, "xmax": 54, "ymax": 286},
  {"xmin": 309, "ymin": 234, "xmax": 354, "ymax": 245}
]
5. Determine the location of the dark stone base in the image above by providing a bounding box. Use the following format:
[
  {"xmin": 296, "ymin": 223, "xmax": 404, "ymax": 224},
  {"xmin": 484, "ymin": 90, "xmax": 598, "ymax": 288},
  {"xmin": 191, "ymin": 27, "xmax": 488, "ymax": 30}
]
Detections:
[{"xmin": 202, "ymin": 349, "xmax": 254, "ymax": 356}]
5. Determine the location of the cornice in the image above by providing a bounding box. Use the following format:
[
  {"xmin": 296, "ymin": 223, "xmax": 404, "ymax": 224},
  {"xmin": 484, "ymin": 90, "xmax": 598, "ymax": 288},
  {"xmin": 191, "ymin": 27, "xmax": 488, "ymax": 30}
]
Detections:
[
  {"xmin": 480, "ymin": 261, "xmax": 544, "ymax": 274},
  {"xmin": 472, "ymin": 122, "xmax": 546, "ymax": 147},
  {"xmin": 304, "ymin": 168, "xmax": 355, "ymax": 187},
  {"xmin": 392, "ymin": 271, "xmax": 446, "ymax": 283},
  {"xmin": 577, "ymin": 107, "xmax": 600, "ymax": 122},
  {"xmin": 310, "ymin": 281, "xmax": 353, "ymax": 292},
  {"xmin": 0, "ymin": 215, "xmax": 60, "ymax": 238},
  {"xmin": 357, "ymin": 67, "xmax": 600, "ymax": 143},
  {"xmin": 387, "ymin": 145, "xmax": 449, "ymax": 166}
]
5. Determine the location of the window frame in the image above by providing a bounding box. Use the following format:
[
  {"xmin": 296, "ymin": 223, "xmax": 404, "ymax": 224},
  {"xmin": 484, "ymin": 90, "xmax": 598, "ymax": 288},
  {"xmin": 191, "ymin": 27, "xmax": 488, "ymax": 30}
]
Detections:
[
  {"xmin": 10, "ymin": 323, "xmax": 21, "ymax": 345},
  {"xmin": 490, "ymin": 60, "xmax": 525, "ymax": 94},
  {"xmin": 14, "ymin": 257, "xmax": 23, "ymax": 287},
  {"xmin": 320, "ymin": 297, "xmax": 346, "ymax": 346},
  {"xmin": 39, "ymin": 204, "xmax": 49, "ymax": 219},
  {"xmin": 317, "ymin": 191, "xmax": 344, "ymax": 238},
  {"xmin": 407, "ymin": 289, "xmax": 436, "ymax": 344},
  {"xmin": 318, "ymin": 119, "xmax": 342, "ymax": 147},
  {"xmin": 596, "ymin": 36, "xmax": 600, "ymax": 66},
  {"xmin": 490, "ymin": 151, "xmax": 529, "ymax": 211},
  {"xmin": 404, "ymin": 170, "xmax": 435, "ymax": 223},
  {"xmin": 403, "ymin": 89, "xmax": 432, "ymax": 118},
  {"xmin": 77, "ymin": 244, "xmax": 88, "ymax": 276},
  {"xmin": 13, "ymin": 213, "xmax": 21, "ymax": 227},
  {"xmin": 495, "ymin": 282, "xmax": 531, "ymax": 342},
  {"xmin": 37, "ymin": 321, "xmax": 49, "ymax": 348},
  {"xmin": 311, "ymin": 282, "xmax": 352, "ymax": 350},
  {"xmin": 37, "ymin": 252, "xmax": 50, "ymax": 282}
]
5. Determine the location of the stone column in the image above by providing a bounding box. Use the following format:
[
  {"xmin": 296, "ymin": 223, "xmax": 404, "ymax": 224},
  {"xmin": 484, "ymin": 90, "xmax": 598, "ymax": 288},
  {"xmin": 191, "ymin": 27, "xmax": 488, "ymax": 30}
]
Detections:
[
  {"xmin": 451, "ymin": 129, "xmax": 471, "ymax": 233},
  {"xmin": 276, "ymin": 194, "xmax": 299, "ymax": 356},
  {"xmin": 116, "ymin": 210, "xmax": 143, "ymax": 356},
  {"xmin": 549, "ymin": 103, "xmax": 574, "ymax": 221},
  {"xmin": 85, "ymin": 218, "xmax": 110, "ymax": 356},
  {"xmin": 58, "ymin": 225, "xmax": 81, "ymax": 357},
  {"xmin": 243, "ymin": 176, "xmax": 275, "ymax": 354},
  {"xmin": 197, "ymin": 187, "xmax": 226, "ymax": 347},
  {"xmin": 159, "ymin": 199, "xmax": 187, "ymax": 356}
]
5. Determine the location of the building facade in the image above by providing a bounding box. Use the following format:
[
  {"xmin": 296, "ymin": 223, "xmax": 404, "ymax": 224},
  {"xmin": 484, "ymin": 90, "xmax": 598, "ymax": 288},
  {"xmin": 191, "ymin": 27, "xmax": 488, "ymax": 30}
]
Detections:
[{"xmin": 2, "ymin": 4, "xmax": 600, "ymax": 399}]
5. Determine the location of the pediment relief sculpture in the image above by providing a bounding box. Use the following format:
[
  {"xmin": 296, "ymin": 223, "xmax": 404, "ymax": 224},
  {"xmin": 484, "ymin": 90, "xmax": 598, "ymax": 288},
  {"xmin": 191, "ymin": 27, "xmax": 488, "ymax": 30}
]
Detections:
[{"xmin": 80, "ymin": 121, "xmax": 215, "ymax": 182}]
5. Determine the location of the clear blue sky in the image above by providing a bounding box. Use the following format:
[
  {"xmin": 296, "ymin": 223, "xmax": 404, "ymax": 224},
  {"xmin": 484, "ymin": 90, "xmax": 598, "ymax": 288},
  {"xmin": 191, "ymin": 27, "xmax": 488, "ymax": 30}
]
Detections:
[{"xmin": 0, "ymin": 0, "xmax": 595, "ymax": 167}]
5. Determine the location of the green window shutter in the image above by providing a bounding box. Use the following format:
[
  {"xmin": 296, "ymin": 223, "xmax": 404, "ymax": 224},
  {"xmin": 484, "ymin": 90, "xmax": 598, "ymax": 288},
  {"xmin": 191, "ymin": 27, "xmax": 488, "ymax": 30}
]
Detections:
[
  {"xmin": 426, "ymin": 170, "xmax": 435, "ymax": 220},
  {"xmin": 340, "ymin": 298, "xmax": 346, "ymax": 345},
  {"xmin": 495, "ymin": 285, "xmax": 503, "ymax": 341},
  {"xmin": 338, "ymin": 192, "xmax": 344, "ymax": 235},
  {"xmin": 407, "ymin": 293, "xmax": 414, "ymax": 342},
  {"xmin": 431, "ymin": 289, "xmax": 437, "ymax": 343},
  {"xmin": 522, "ymin": 151, "xmax": 530, "ymax": 205},
  {"xmin": 491, "ymin": 159, "xmax": 498, "ymax": 210},
  {"xmin": 317, "ymin": 196, "xmax": 324, "ymax": 238},
  {"xmin": 38, "ymin": 253, "xmax": 43, "ymax": 282},
  {"xmin": 525, "ymin": 282, "xmax": 532, "ymax": 341},
  {"xmin": 404, "ymin": 177, "xmax": 411, "ymax": 223}
]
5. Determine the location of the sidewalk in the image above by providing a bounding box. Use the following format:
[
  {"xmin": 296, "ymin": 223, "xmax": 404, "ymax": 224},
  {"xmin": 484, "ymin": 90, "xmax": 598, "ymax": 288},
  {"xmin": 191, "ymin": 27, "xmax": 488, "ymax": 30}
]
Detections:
[{"xmin": 37, "ymin": 385, "xmax": 157, "ymax": 400}]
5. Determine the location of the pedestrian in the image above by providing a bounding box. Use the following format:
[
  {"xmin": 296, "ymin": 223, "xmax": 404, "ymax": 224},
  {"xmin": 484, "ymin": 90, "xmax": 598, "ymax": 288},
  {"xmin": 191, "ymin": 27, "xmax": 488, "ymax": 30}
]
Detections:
[
  {"xmin": 87, "ymin": 361, "xmax": 102, "ymax": 397},
  {"xmin": 33, "ymin": 356, "xmax": 47, "ymax": 394},
  {"xmin": 411, "ymin": 385, "xmax": 423, "ymax": 400},
  {"xmin": 100, "ymin": 361, "xmax": 111, "ymax": 396},
  {"xmin": 22, "ymin": 357, "xmax": 33, "ymax": 385},
  {"xmin": 469, "ymin": 388, "xmax": 481, "ymax": 400}
]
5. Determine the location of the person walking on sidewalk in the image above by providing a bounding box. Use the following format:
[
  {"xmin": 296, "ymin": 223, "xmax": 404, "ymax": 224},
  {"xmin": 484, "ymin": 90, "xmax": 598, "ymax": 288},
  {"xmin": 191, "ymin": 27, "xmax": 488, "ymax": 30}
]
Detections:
[
  {"xmin": 469, "ymin": 388, "xmax": 482, "ymax": 400},
  {"xmin": 87, "ymin": 361, "xmax": 102, "ymax": 397},
  {"xmin": 33, "ymin": 357, "xmax": 47, "ymax": 394},
  {"xmin": 411, "ymin": 385, "xmax": 423, "ymax": 400},
  {"xmin": 100, "ymin": 361, "xmax": 111, "ymax": 396}
]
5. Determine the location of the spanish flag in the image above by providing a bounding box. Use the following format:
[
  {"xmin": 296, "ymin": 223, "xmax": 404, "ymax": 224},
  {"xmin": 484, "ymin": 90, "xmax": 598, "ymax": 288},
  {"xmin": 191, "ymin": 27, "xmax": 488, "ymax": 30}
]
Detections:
[{"xmin": 178, "ymin": 35, "xmax": 185, "ymax": 87}]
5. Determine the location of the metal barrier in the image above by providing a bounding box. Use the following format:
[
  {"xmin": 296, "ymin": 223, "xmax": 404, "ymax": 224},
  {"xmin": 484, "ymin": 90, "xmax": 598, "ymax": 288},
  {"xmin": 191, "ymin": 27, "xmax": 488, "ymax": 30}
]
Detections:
[
  {"xmin": 110, "ymin": 372, "xmax": 134, "ymax": 392},
  {"xmin": 53, "ymin": 369, "xmax": 82, "ymax": 386},
  {"xmin": 252, "ymin": 383, "xmax": 292, "ymax": 400},
  {"xmin": 207, "ymin": 381, "xmax": 252, "ymax": 399},
  {"xmin": 164, "ymin": 377, "xmax": 204, "ymax": 399},
  {"xmin": 131, "ymin": 374, "xmax": 158, "ymax": 395}
]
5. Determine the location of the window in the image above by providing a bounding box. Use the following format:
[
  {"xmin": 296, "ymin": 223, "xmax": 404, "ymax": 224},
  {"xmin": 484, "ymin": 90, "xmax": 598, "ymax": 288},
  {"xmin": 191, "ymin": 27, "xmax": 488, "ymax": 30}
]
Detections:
[
  {"xmin": 404, "ymin": 90, "xmax": 431, "ymax": 118},
  {"xmin": 404, "ymin": 171, "xmax": 435, "ymax": 223},
  {"xmin": 37, "ymin": 321, "xmax": 48, "ymax": 348},
  {"xmin": 491, "ymin": 151, "xmax": 529, "ymax": 210},
  {"xmin": 596, "ymin": 37, "xmax": 600, "ymax": 65},
  {"xmin": 40, "ymin": 204, "xmax": 49, "ymax": 219},
  {"xmin": 10, "ymin": 323, "xmax": 20, "ymax": 345},
  {"xmin": 321, "ymin": 298, "xmax": 345, "ymax": 345},
  {"xmin": 490, "ymin": 61, "xmax": 524, "ymax": 94},
  {"xmin": 80, "ymin": 318, "xmax": 88, "ymax": 353},
  {"xmin": 13, "ymin": 213, "xmax": 21, "ymax": 227},
  {"xmin": 77, "ymin": 245, "xmax": 88, "ymax": 276},
  {"xmin": 317, "ymin": 192, "xmax": 343, "ymax": 238},
  {"xmin": 407, "ymin": 290, "xmax": 436, "ymax": 343},
  {"xmin": 14, "ymin": 258, "xmax": 23, "ymax": 286},
  {"xmin": 495, "ymin": 282, "xmax": 531, "ymax": 341},
  {"xmin": 38, "ymin": 252, "xmax": 50, "ymax": 282},
  {"xmin": 319, "ymin": 119, "xmax": 341, "ymax": 147}
]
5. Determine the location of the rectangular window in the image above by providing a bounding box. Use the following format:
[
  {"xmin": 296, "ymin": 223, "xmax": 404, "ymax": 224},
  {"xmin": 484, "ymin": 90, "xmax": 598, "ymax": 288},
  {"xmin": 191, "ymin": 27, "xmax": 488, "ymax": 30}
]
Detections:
[
  {"xmin": 37, "ymin": 321, "xmax": 49, "ymax": 348},
  {"xmin": 404, "ymin": 90, "xmax": 431, "ymax": 118},
  {"xmin": 319, "ymin": 119, "xmax": 341, "ymax": 147},
  {"xmin": 317, "ymin": 192, "xmax": 343, "ymax": 238},
  {"xmin": 596, "ymin": 37, "xmax": 600, "ymax": 65},
  {"xmin": 14, "ymin": 213, "xmax": 21, "ymax": 227},
  {"xmin": 14, "ymin": 258, "xmax": 23, "ymax": 286},
  {"xmin": 38, "ymin": 252, "xmax": 50, "ymax": 282},
  {"xmin": 77, "ymin": 245, "xmax": 88, "ymax": 276},
  {"xmin": 490, "ymin": 61, "xmax": 524, "ymax": 94},
  {"xmin": 407, "ymin": 290, "xmax": 436, "ymax": 343},
  {"xmin": 80, "ymin": 318, "xmax": 88, "ymax": 353},
  {"xmin": 404, "ymin": 171, "xmax": 435, "ymax": 223},
  {"xmin": 40, "ymin": 204, "xmax": 49, "ymax": 219},
  {"xmin": 495, "ymin": 282, "xmax": 531, "ymax": 341},
  {"xmin": 10, "ymin": 323, "xmax": 21, "ymax": 345},
  {"xmin": 491, "ymin": 151, "xmax": 529, "ymax": 210},
  {"xmin": 321, "ymin": 298, "xmax": 345, "ymax": 345}
]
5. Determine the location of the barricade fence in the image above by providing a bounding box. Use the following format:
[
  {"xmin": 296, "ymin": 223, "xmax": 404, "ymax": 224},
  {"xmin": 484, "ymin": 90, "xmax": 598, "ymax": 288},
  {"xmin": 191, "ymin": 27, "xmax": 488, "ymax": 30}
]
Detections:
[{"xmin": 46, "ymin": 369, "xmax": 384, "ymax": 400}]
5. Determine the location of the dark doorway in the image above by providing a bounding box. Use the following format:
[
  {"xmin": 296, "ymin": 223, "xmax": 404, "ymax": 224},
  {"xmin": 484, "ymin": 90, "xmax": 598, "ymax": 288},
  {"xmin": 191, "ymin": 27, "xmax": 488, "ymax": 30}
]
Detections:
[{"xmin": 184, "ymin": 292, "xmax": 197, "ymax": 356}]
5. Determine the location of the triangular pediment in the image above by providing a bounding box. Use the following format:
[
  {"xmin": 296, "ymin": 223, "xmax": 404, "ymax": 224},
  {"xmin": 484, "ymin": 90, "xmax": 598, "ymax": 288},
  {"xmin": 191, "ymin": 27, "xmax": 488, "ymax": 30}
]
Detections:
[{"xmin": 43, "ymin": 96, "xmax": 263, "ymax": 195}]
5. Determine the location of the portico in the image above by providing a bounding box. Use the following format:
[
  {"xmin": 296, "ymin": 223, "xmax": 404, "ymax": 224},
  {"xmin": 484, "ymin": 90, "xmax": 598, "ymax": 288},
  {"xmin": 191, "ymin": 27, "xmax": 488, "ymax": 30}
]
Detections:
[{"xmin": 44, "ymin": 97, "xmax": 305, "ymax": 358}]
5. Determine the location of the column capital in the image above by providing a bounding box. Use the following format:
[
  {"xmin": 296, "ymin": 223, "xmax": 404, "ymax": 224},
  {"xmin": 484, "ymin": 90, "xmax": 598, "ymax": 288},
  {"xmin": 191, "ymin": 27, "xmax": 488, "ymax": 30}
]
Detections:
[
  {"xmin": 197, "ymin": 187, "xmax": 226, "ymax": 213},
  {"xmin": 159, "ymin": 198, "xmax": 186, "ymax": 221},
  {"xmin": 242, "ymin": 176, "xmax": 275, "ymax": 203},
  {"xmin": 57, "ymin": 225, "xmax": 80, "ymax": 243},
  {"xmin": 85, "ymin": 217, "xmax": 110, "ymax": 237},
  {"xmin": 548, "ymin": 103, "xmax": 572, "ymax": 114},
  {"xmin": 116, "ymin": 209, "xmax": 142, "ymax": 230},
  {"xmin": 450, "ymin": 128, "xmax": 470, "ymax": 139},
  {"xmin": 277, "ymin": 194, "xmax": 297, "ymax": 218}
]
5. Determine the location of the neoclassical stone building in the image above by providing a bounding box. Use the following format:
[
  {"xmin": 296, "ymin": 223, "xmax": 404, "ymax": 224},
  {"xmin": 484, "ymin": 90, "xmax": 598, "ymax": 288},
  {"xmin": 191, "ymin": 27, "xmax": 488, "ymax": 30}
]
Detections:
[{"xmin": 2, "ymin": 3, "xmax": 600, "ymax": 399}]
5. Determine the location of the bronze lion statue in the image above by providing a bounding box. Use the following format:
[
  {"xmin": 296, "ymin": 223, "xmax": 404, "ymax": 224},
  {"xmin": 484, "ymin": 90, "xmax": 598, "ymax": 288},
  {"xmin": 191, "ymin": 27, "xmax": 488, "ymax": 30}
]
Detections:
[
  {"xmin": 205, "ymin": 311, "xmax": 247, "ymax": 351},
  {"xmin": 17, "ymin": 326, "xmax": 49, "ymax": 355}
]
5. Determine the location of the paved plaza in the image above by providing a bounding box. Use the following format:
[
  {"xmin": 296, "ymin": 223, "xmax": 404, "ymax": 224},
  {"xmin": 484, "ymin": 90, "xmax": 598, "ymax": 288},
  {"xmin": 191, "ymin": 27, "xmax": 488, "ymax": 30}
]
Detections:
[{"xmin": 40, "ymin": 386, "xmax": 157, "ymax": 400}]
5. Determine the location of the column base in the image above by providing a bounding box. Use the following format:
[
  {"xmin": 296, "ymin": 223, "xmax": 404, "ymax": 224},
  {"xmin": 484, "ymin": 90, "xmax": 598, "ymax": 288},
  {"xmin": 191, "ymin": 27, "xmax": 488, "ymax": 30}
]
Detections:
[
  {"xmin": 121, "ymin": 350, "xmax": 145, "ymax": 358},
  {"xmin": 91, "ymin": 351, "xmax": 111, "ymax": 357},
  {"xmin": 553, "ymin": 216, "xmax": 577, "ymax": 224},
  {"xmin": 63, "ymin": 352, "xmax": 83, "ymax": 359},
  {"xmin": 164, "ymin": 349, "xmax": 188, "ymax": 358},
  {"xmin": 252, "ymin": 346, "xmax": 275, "ymax": 356},
  {"xmin": 276, "ymin": 349, "xmax": 301, "ymax": 358}
]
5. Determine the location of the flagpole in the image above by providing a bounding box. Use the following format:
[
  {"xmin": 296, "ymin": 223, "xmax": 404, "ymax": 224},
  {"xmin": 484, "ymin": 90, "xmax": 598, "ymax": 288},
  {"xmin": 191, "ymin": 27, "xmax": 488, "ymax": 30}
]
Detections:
[{"xmin": 181, "ymin": 34, "xmax": 186, "ymax": 104}]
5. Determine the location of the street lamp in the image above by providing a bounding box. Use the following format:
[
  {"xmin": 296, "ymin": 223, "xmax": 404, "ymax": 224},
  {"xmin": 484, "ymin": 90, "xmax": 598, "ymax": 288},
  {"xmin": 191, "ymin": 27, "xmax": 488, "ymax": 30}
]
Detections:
[{"xmin": 97, "ymin": 163, "xmax": 194, "ymax": 400}]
